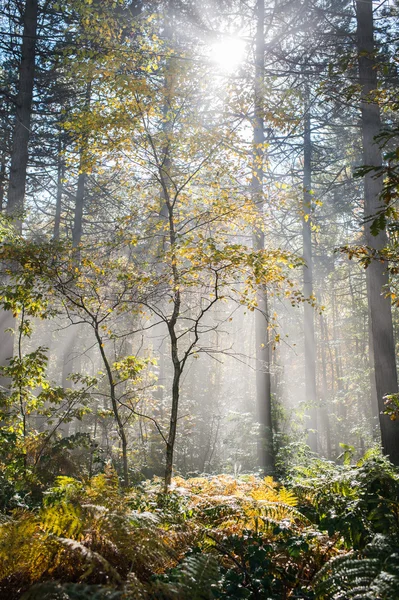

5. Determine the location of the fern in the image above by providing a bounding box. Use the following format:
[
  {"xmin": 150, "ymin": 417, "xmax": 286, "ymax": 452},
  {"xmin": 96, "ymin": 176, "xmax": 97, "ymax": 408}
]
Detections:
[
  {"xmin": 314, "ymin": 535, "xmax": 399, "ymax": 599},
  {"xmin": 5, "ymin": 469, "xmax": 395, "ymax": 600},
  {"xmin": 21, "ymin": 582, "xmax": 124, "ymax": 600},
  {"xmin": 154, "ymin": 553, "xmax": 220, "ymax": 600},
  {"xmin": 0, "ymin": 479, "xmax": 170, "ymax": 596},
  {"xmin": 41, "ymin": 502, "xmax": 83, "ymax": 538},
  {"xmin": 291, "ymin": 455, "xmax": 399, "ymax": 549}
]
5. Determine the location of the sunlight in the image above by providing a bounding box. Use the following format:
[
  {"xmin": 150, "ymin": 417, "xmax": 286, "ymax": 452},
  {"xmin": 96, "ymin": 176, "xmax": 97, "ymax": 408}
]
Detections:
[{"xmin": 210, "ymin": 37, "xmax": 246, "ymax": 72}]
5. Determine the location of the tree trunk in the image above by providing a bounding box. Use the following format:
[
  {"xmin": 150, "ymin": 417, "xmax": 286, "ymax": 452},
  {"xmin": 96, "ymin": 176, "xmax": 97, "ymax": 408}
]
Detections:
[
  {"xmin": 252, "ymin": 0, "xmax": 274, "ymax": 474},
  {"xmin": 320, "ymin": 312, "xmax": 332, "ymax": 458},
  {"xmin": 356, "ymin": 0, "xmax": 399, "ymax": 464},
  {"xmin": 54, "ymin": 131, "xmax": 65, "ymax": 240},
  {"xmin": 0, "ymin": 0, "xmax": 38, "ymax": 385},
  {"xmin": 72, "ymin": 83, "xmax": 91, "ymax": 248},
  {"xmin": 302, "ymin": 81, "xmax": 318, "ymax": 453},
  {"xmin": 7, "ymin": 0, "xmax": 38, "ymax": 224},
  {"xmin": 72, "ymin": 168, "xmax": 86, "ymax": 248},
  {"xmin": 164, "ymin": 336, "xmax": 181, "ymax": 489},
  {"xmin": 95, "ymin": 328, "xmax": 129, "ymax": 486}
]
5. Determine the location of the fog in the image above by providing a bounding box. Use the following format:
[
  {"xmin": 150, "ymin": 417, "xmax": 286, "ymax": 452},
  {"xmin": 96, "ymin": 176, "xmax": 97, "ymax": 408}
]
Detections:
[{"xmin": 1, "ymin": 0, "xmax": 397, "ymax": 489}]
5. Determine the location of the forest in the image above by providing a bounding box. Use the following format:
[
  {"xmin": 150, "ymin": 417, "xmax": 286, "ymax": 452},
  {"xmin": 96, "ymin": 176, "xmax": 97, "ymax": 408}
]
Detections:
[{"xmin": 0, "ymin": 0, "xmax": 399, "ymax": 598}]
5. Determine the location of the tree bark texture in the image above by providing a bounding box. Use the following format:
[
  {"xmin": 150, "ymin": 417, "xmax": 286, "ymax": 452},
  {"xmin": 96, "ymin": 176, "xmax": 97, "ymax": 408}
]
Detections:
[
  {"xmin": 356, "ymin": 0, "xmax": 399, "ymax": 464},
  {"xmin": 303, "ymin": 83, "xmax": 318, "ymax": 453},
  {"xmin": 252, "ymin": 0, "xmax": 274, "ymax": 474},
  {"xmin": 7, "ymin": 0, "xmax": 38, "ymax": 223},
  {"xmin": 72, "ymin": 83, "xmax": 91, "ymax": 248},
  {"xmin": 1, "ymin": 0, "xmax": 38, "ymax": 383},
  {"xmin": 54, "ymin": 132, "xmax": 65, "ymax": 240}
]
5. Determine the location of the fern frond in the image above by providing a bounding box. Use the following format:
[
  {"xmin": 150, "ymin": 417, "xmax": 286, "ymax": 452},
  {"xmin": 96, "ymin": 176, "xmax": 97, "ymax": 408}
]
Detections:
[
  {"xmin": 41, "ymin": 502, "xmax": 83, "ymax": 539},
  {"xmin": 56, "ymin": 537, "xmax": 122, "ymax": 584},
  {"xmin": 255, "ymin": 500, "xmax": 310, "ymax": 525},
  {"xmin": 154, "ymin": 553, "xmax": 219, "ymax": 600},
  {"xmin": 314, "ymin": 536, "xmax": 399, "ymax": 599},
  {"xmin": 21, "ymin": 582, "xmax": 124, "ymax": 600}
]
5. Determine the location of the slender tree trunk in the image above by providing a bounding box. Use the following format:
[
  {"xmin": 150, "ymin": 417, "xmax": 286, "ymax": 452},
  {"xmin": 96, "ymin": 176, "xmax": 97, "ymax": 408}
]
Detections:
[
  {"xmin": 161, "ymin": 173, "xmax": 182, "ymax": 490},
  {"xmin": 159, "ymin": 4, "xmax": 183, "ymax": 489},
  {"xmin": 332, "ymin": 282, "xmax": 346, "ymax": 424},
  {"xmin": 72, "ymin": 168, "xmax": 86, "ymax": 248},
  {"xmin": 252, "ymin": 0, "xmax": 274, "ymax": 474},
  {"xmin": 72, "ymin": 83, "xmax": 91, "ymax": 248},
  {"xmin": 356, "ymin": 0, "xmax": 399, "ymax": 464},
  {"xmin": 95, "ymin": 327, "xmax": 129, "ymax": 486},
  {"xmin": 320, "ymin": 312, "xmax": 332, "ymax": 458},
  {"xmin": 54, "ymin": 132, "xmax": 65, "ymax": 240},
  {"xmin": 303, "ymin": 82, "xmax": 318, "ymax": 452},
  {"xmin": 164, "ymin": 330, "xmax": 181, "ymax": 488},
  {"xmin": 163, "ymin": 185, "xmax": 181, "ymax": 488}
]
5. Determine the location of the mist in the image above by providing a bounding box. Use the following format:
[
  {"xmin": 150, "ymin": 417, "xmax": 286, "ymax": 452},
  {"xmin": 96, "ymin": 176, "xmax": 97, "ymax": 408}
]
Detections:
[{"xmin": 0, "ymin": 0, "xmax": 399, "ymax": 597}]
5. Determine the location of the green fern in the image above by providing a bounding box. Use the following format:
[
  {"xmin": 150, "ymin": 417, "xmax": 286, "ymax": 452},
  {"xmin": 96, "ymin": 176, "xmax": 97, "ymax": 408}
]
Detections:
[
  {"xmin": 21, "ymin": 582, "xmax": 124, "ymax": 600},
  {"xmin": 314, "ymin": 535, "xmax": 399, "ymax": 599},
  {"xmin": 154, "ymin": 553, "xmax": 220, "ymax": 600}
]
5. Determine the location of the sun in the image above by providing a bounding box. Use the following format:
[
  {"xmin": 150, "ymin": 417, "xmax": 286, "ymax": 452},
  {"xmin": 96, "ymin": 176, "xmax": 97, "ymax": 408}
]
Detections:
[{"xmin": 210, "ymin": 37, "xmax": 246, "ymax": 72}]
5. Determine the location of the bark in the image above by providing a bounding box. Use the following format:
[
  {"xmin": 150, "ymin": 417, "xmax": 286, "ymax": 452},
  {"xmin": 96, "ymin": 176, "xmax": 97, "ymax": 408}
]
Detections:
[
  {"xmin": 162, "ymin": 188, "xmax": 182, "ymax": 487},
  {"xmin": 0, "ymin": 0, "xmax": 38, "ymax": 383},
  {"xmin": 160, "ymin": 4, "xmax": 183, "ymax": 489},
  {"xmin": 356, "ymin": 0, "xmax": 399, "ymax": 464},
  {"xmin": 320, "ymin": 312, "xmax": 332, "ymax": 459},
  {"xmin": 252, "ymin": 0, "xmax": 274, "ymax": 474},
  {"xmin": 72, "ymin": 83, "xmax": 91, "ymax": 248},
  {"xmin": 164, "ymin": 189, "xmax": 181, "ymax": 489},
  {"xmin": 72, "ymin": 168, "xmax": 86, "ymax": 248},
  {"xmin": 7, "ymin": 0, "xmax": 38, "ymax": 224},
  {"xmin": 53, "ymin": 132, "xmax": 65, "ymax": 240},
  {"xmin": 302, "ymin": 82, "xmax": 318, "ymax": 452},
  {"xmin": 164, "ymin": 330, "xmax": 181, "ymax": 488},
  {"xmin": 95, "ymin": 327, "xmax": 129, "ymax": 486},
  {"xmin": 332, "ymin": 282, "xmax": 346, "ymax": 421}
]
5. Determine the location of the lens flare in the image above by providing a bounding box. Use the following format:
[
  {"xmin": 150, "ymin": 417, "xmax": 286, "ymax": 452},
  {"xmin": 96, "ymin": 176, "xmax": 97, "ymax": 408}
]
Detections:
[{"xmin": 210, "ymin": 37, "xmax": 246, "ymax": 72}]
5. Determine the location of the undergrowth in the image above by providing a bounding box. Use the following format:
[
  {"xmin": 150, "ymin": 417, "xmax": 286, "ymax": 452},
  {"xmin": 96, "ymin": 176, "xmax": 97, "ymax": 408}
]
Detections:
[{"xmin": 0, "ymin": 455, "xmax": 398, "ymax": 599}]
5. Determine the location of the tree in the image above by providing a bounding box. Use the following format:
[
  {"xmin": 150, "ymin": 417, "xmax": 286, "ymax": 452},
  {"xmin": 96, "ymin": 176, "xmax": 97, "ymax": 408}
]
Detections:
[
  {"xmin": 302, "ymin": 77, "xmax": 317, "ymax": 453},
  {"xmin": 0, "ymin": 0, "xmax": 38, "ymax": 395},
  {"xmin": 252, "ymin": 0, "xmax": 274, "ymax": 474},
  {"xmin": 356, "ymin": 0, "xmax": 399, "ymax": 465},
  {"xmin": 6, "ymin": 0, "xmax": 38, "ymax": 224}
]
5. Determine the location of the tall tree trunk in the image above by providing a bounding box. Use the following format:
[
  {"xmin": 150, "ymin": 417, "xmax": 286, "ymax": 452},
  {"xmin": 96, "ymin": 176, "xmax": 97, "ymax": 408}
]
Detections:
[
  {"xmin": 320, "ymin": 312, "xmax": 332, "ymax": 458},
  {"xmin": 72, "ymin": 83, "xmax": 91, "ymax": 248},
  {"xmin": 72, "ymin": 167, "xmax": 86, "ymax": 248},
  {"xmin": 163, "ymin": 163, "xmax": 181, "ymax": 489},
  {"xmin": 302, "ymin": 81, "xmax": 318, "ymax": 452},
  {"xmin": 356, "ymin": 0, "xmax": 399, "ymax": 464},
  {"xmin": 252, "ymin": 0, "xmax": 274, "ymax": 474},
  {"xmin": 164, "ymin": 330, "xmax": 181, "ymax": 488},
  {"xmin": 159, "ymin": 2, "xmax": 183, "ymax": 489},
  {"xmin": 54, "ymin": 131, "xmax": 65, "ymax": 240},
  {"xmin": 95, "ymin": 327, "xmax": 129, "ymax": 486},
  {"xmin": 7, "ymin": 0, "xmax": 38, "ymax": 224},
  {"xmin": 0, "ymin": 0, "xmax": 38, "ymax": 386}
]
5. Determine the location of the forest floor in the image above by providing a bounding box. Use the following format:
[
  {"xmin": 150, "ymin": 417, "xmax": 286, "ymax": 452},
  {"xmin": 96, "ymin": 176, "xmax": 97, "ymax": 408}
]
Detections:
[{"xmin": 0, "ymin": 453, "xmax": 398, "ymax": 599}]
